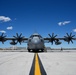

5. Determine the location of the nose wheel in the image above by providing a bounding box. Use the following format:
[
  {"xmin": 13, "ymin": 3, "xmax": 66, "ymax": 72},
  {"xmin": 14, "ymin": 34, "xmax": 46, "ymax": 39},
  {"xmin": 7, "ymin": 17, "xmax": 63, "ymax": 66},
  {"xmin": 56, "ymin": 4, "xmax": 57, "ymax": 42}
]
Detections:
[
  {"xmin": 28, "ymin": 49, "xmax": 31, "ymax": 52},
  {"xmin": 41, "ymin": 49, "xmax": 44, "ymax": 52}
]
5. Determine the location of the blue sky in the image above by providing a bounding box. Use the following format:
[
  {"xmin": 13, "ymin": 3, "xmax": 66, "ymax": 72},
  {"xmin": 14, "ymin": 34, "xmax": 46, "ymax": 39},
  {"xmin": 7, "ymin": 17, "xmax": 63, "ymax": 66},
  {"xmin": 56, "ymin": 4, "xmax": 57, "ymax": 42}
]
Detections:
[{"xmin": 0, "ymin": 0, "xmax": 76, "ymax": 48}]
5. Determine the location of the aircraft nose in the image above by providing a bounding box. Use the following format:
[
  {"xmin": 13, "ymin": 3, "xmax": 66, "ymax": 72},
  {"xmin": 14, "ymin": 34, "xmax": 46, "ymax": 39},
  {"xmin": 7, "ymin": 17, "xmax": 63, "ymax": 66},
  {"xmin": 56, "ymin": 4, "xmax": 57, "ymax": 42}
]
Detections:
[
  {"xmin": 34, "ymin": 39, "xmax": 39, "ymax": 43},
  {"xmin": 32, "ymin": 37, "xmax": 40, "ymax": 44}
]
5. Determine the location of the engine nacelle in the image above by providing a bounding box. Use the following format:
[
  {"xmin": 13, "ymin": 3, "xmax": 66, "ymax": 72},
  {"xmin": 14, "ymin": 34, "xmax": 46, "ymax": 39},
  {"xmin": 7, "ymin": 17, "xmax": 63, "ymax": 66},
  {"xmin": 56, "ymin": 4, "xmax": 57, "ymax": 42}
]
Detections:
[
  {"xmin": 10, "ymin": 41, "xmax": 17, "ymax": 45},
  {"xmin": 55, "ymin": 41, "xmax": 62, "ymax": 45}
]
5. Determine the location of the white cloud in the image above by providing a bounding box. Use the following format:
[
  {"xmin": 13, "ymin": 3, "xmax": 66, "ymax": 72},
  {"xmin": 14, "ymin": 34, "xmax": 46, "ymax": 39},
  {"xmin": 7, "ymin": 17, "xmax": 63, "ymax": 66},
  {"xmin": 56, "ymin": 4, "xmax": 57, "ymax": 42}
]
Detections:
[
  {"xmin": 73, "ymin": 29, "xmax": 76, "ymax": 32},
  {"xmin": 0, "ymin": 16, "xmax": 11, "ymax": 22},
  {"xmin": 58, "ymin": 21, "xmax": 71, "ymax": 26},
  {"xmin": 7, "ymin": 26, "xmax": 13, "ymax": 30},
  {"xmin": 63, "ymin": 21, "xmax": 71, "ymax": 25},
  {"xmin": 58, "ymin": 22, "xmax": 63, "ymax": 26},
  {"xmin": 0, "ymin": 30, "xmax": 6, "ymax": 33}
]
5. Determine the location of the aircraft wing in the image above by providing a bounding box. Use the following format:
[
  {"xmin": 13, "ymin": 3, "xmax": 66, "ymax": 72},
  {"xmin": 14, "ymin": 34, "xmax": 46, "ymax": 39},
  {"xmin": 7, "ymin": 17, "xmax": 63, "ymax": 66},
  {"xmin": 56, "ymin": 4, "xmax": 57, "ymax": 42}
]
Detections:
[
  {"xmin": 44, "ymin": 33, "xmax": 76, "ymax": 45},
  {"xmin": 44, "ymin": 37, "xmax": 76, "ymax": 45},
  {"xmin": 5, "ymin": 38, "xmax": 28, "ymax": 40},
  {"xmin": 0, "ymin": 33, "xmax": 28, "ymax": 44},
  {"xmin": 44, "ymin": 37, "xmax": 76, "ymax": 41}
]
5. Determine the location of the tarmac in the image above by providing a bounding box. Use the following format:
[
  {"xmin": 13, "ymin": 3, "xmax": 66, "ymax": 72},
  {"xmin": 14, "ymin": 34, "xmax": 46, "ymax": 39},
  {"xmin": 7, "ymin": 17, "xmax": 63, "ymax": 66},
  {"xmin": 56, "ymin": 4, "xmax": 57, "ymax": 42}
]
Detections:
[{"xmin": 0, "ymin": 50, "xmax": 76, "ymax": 75}]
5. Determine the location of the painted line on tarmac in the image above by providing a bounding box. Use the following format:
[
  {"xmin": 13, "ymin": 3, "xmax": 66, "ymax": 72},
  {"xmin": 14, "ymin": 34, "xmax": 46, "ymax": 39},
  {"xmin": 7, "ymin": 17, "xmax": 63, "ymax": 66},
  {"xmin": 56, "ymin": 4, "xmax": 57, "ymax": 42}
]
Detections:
[
  {"xmin": 34, "ymin": 53, "xmax": 41, "ymax": 75},
  {"xmin": 29, "ymin": 53, "xmax": 47, "ymax": 75}
]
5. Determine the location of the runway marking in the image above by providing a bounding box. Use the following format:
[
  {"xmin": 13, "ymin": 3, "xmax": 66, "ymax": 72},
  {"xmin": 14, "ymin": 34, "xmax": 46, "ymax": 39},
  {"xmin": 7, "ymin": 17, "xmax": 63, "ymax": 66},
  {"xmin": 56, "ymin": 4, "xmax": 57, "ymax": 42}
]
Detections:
[
  {"xmin": 29, "ymin": 53, "xmax": 47, "ymax": 75},
  {"xmin": 34, "ymin": 53, "xmax": 41, "ymax": 75}
]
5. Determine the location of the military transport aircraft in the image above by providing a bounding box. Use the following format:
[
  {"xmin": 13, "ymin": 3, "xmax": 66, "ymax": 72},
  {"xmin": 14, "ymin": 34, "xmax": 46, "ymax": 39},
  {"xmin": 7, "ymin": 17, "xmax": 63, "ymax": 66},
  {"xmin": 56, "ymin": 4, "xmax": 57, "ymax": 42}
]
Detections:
[{"xmin": 0, "ymin": 33, "xmax": 76, "ymax": 52}]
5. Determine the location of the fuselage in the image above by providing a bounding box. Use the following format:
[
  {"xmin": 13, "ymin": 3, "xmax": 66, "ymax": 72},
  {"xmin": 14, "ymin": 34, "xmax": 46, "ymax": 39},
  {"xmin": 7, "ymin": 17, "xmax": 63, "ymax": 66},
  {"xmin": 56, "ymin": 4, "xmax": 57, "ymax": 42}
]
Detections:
[{"xmin": 27, "ymin": 33, "xmax": 44, "ymax": 52}]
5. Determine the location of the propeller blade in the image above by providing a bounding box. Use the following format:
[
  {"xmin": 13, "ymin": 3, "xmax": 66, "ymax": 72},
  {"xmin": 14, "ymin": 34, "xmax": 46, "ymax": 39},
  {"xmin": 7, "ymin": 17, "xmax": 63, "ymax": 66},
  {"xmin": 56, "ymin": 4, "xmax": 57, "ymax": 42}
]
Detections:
[
  {"xmin": 52, "ymin": 33, "xmax": 54, "ymax": 37},
  {"xmin": 16, "ymin": 33, "xmax": 18, "ymax": 37},
  {"xmin": 54, "ymin": 35, "xmax": 57, "ymax": 37},
  {"xmin": 70, "ymin": 33, "xmax": 72, "ymax": 36},
  {"xmin": 51, "ymin": 41, "xmax": 53, "ymax": 45},
  {"xmin": 2, "ymin": 41, "xmax": 4, "ymax": 44},
  {"xmin": 20, "ymin": 33, "xmax": 22, "ymax": 37},
  {"xmin": 71, "ymin": 40, "xmax": 73, "ymax": 43},
  {"xmin": 72, "ymin": 35, "xmax": 75, "ymax": 37},
  {"xmin": 19, "ymin": 41, "xmax": 21, "ymax": 45},
  {"xmin": 1, "ymin": 33, "xmax": 4, "ymax": 36},
  {"xmin": 68, "ymin": 41, "xmax": 70, "ymax": 44},
  {"xmin": 48, "ymin": 34, "xmax": 51, "ymax": 37},
  {"xmin": 66, "ymin": 33, "xmax": 69, "ymax": 36}
]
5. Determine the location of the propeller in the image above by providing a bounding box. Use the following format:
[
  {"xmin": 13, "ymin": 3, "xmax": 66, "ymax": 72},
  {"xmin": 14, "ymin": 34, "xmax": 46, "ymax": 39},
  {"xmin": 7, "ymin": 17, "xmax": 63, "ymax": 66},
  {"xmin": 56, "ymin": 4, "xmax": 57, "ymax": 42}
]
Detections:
[
  {"xmin": 64, "ymin": 33, "xmax": 75, "ymax": 44},
  {"xmin": 13, "ymin": 33, "xmax": 24, "ymax": 44},
  {"xmin": 48, "ymin": 33, "xmax": 57, "ymax": 44},
  {"xmin": 0, "ymin": 33, "xmax": 6, "ymax": 44}
]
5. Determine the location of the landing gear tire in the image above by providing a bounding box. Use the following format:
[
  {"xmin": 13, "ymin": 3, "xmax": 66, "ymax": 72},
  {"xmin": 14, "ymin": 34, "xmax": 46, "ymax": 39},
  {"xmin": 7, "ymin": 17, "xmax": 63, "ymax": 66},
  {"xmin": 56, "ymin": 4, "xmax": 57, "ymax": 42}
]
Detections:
[
  {"xmin": 28, "ymin": 49, "xmax": 30, "ymax": 52},
  {"xmin": 41, "ymin": 49, "xmax": 44, "ymax": 52}
]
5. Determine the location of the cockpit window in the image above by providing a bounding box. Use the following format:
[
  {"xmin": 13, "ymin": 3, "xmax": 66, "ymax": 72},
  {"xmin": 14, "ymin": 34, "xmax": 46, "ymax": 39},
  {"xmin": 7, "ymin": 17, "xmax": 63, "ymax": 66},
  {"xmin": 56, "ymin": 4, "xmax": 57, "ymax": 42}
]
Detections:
[
  {"xmin": 30, "ymin": 35, "xmax": 33, "ymax": 38},
  {"xmin": 39, "ymin": 35, "xmax": 42, "ymax": 38},
  {"xmin": 30, "ymin": 35, "xmax": 42, "ymax": 38}
]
